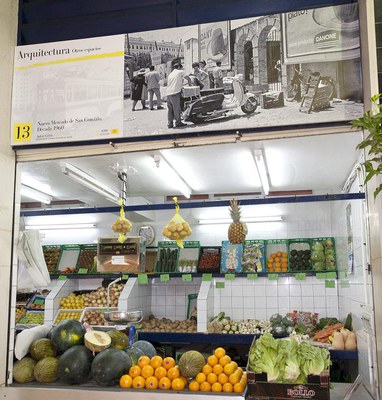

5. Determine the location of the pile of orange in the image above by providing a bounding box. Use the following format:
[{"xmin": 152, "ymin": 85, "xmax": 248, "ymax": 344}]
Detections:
[
  {"xmin": 188, "ymin": 347, "xmax": 247, "ymax": 393},
  {"xmin": 119, "ymin": 355, "xmax": 187, "ymax": 391},
  {"xmin": 267, "ymin": 251, "xmax": 288, "ymax": 272}
]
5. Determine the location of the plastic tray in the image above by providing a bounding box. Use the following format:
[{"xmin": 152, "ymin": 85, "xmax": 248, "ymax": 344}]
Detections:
[{"xmin": 54, "ymin": 309, "xmax": 84, "ymax": 325}]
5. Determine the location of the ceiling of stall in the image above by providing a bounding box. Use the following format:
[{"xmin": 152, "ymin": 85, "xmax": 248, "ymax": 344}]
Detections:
[{"xmin": 20, "ymin": 131, "xmax": 363, "ymax": 211}]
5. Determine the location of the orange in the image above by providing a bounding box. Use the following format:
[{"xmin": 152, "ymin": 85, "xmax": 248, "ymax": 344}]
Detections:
[
  {"xmin": 171, "ymin": 377, "xmax": 185, "ymax": 391},
  {"xmin": 150, "ymin": 355, "xmax": 163, "ymax": 369},
  {"xmin": 155, "ymin": 366, "xmax": 168, "ymax": 380},
  {"xmin": 231, "ymin": 361, "xmax": 238, "ymax": 370},
  {"xmin": 240, "ymin": 372, "xmax": 247, "ymax": 385},
  {"xmin": 214, "ymin": 347, "xmax": 226, "ymax": 359},
  {"xmin": 158, "ymin": 376, "xmax": 171, "ymax": 390},
  {"xmin": 189, "ymin": 380, "xmax": 200, "ymax": 391},
  {"xmin": 129, "ymin": 365, "xmax": 141, "ymax": 378},
  {"xmin": 218, "ymin": 373, "xmax": 229, "ymax": 385},
  {"xmin": 236, "ymin": 367, "xmax": 244, "ymax": 378},
  {"xmin": 167, "ymin": 366, "xmax": 180, "ymax": 380},
  {"xmin": 276, "ymin": 251, "xmax": 282, "ymax": 257},
  {"xmin": 223, "ymin": 362, "xmax": 236, "ymax": 376},
  {"xmin": 141, "ymin": 364, "xmax": 155, "ymax": 379},
  {"xmin": 200, "ymin": 381, "xmax": 211, "ymax": 392},
  {"xmin": 163, "ymin": 356, "xmax": 176, "ymax": 370},
  {"xmin": 219, "ymin": 355, "xmax": 231, "ymax": 367},
  {"xmin": 195, "ymin": 372, "xmax": 206, "ymax": 384},
  {"xmin": 180, "ymin": 376, "xmax": 188, "ymax": 386},
  {"xmin": 211, "ymin": 382, "xmax": 223, "ymax": 392},
  {"xmin": 229, "ymin": 372, "xmax": 240, "ymax": 385},
  {"xmin": 207, "ymin": 355, "xmax": 218, "ymax": 367},
  {"xmin": 234, "ymin": 382, "xmax": 245, "ymax": 393},
  {"xmin": 207, "ymin": 373, "xmax": 218, "ymax": 385},
  {"xmin": 145, "ymin": 376, "xmax": 159, "ymax": 390},
  {"xmin": 223, "ymin": 382, "xmax": 234, "ymax": 393},
  {"xmin": 212, "ymin": 364, "xmax": 223, "ymax": 375},
  {"xmin": 138, "ymin": 355, "xmax": 151, "ymax": 368},
  {"xmin": 202, "ymin": 364, "xmax": 213, "ymax": 375},
  {"xmin": 119, "ymin": 374, "xmax": 133, "ymax": 388},
  {"xmin": 132, "ymin": 376, "xmax": 145, "ymax": 389}
]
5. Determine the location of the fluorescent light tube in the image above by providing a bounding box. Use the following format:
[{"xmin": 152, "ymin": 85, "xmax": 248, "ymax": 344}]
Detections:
[
  {"xmin": 198, "ymin": 216, "xmax": 283, "ymax": 224},
  {"xmin": 25, "ymin": 223, "xmax": 96, "ymax": 230},
  {"xmin": 21, "ymin": 185, "xmax": 52, "ymax": 204},
  {"xmin": 62, "ymin": 163, "xmax": 119, "ymax": 202},
  {"xmin": 254, "ymin": 149, "xmax": 270, "ymax": 195},
  {"xmin": 154, "ymin": 155, "xmax": 192, "ymax": 198}
]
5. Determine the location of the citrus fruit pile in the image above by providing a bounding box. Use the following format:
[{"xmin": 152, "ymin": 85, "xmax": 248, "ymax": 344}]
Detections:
[
  {"xmin": 188, "ymin": 347, "xmax": 247, "ymax": 393},
  {"xmin": 119, "ymin": 355, "xmax": 188, "ymax": 391}
]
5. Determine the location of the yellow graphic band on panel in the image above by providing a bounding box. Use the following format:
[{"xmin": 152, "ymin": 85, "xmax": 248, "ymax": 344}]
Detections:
[{"xmin": 15, "ymin": 51, "xmax": 125, "ymax": 71}]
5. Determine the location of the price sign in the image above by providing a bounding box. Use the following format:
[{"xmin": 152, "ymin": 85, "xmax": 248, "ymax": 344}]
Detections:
[
  {"xmin": 316, "ymin": 273, "xmax": 326, "ymax": 279},
  {"xmin": 325, "ymin": 280, "xmax": 336, "ymax": 289},
  {"xmin": 295, "ymin": 273, "xmax": 306, "ymax": 281},
  {"xmin": 326, "ymin": 272, "xmax": 337, "ymax": 279},
  {"xmin": 216, "ymin": 282, "xmax": 225, "ymax": 289},
  {"xmin": 122, "ymin": 274, "xmax": 129, "ymax": 280},
  {"xmin": 268, "ymin": 274, "xmax": 279, "ymax": 281},
  {"xmin": 182, "ymin": 274, "xmax": 193, "ymax": 282},
  {"xmin": 202, "ymin": 273, "xmax": 212, "ymax": 282},
  {"xmin": 78, "ymin": 268, "xmax": 88, "ymax": 274},
  {"xmin": 225, "ymin": 274, "xmax": 235, "ymax": 281},
  {"xmin": 58, "ymin": 275, "xmax": 67, "ymax": 281},
  {"xmin": 161, "ymin": 274, "xmax": 170, "ymax": 282},
  {"xmin": 138, "ymin": 274, "xmax": 148, "ymax": 285},
  {"xmin": 247, "ymin": 273, "xmax": 258, "ymax": 280}
]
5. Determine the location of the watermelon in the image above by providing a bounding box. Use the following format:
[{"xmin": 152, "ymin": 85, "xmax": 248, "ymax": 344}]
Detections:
[
  {"xmin": 29, "ymin": 338, "xmax": 57, "ymax": 361},
  {"xmin": 34, "ymin": 356, "xmax": 59, "ymax": 383},
  {"xmin": 132, "ymin": 340, "xmax": 156, "ymax": 358},
  {"xmin": 50, "ymin": 319, "xmax": 85, "ymax": 353},
  {"xmin": 178, "ymin": 350, "xmax": 205, "ymax": 379},
  {"xmin": 13, "ymin": 357, "xmax": 36, "ymax": 383},
  {"xmin": 58, "ymin": 345, "xmax": 93, "ymax": 384},
  {"xmin": 125, "ymin": 345, "xmax": 144, "ymax": 365},
  {"xmin": 91, "ymin": 348, "xmax": 132, "ymax": 386}
]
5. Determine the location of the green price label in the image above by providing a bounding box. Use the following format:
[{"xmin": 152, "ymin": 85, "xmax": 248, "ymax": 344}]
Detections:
[
  {"xmin": 268, "ymin": 274, "xmax": 279, "ymax": 281},
  {"xmin": 225, "ymin": 273, "xmax": 235, "ymax": 281},
  {"xmin": 182, "ymin": 274, "xmax": 193, "ymax": 282},
  {"xmin": 122, "ymin": 274, "xmax": 129, "ymax": 280},
  {"xmin": 247, "ymin": 273, "xmax": 258, "ymax": 280},
  {"xmin": 216, "ymin": 282, "xmax": 225, "ymax": 289},
  {"xmin": 160, "ymin": 274, "xmax": 170, "ymax": 282},
  {"xmin": 78, "ymin": 268, "xmax": 88, "ymax": 274},
  {"xmin": 202, "ymin": 273, "xmax": 212, "ymax": 282},
  {"xmin": 58, "ymin": 275, "xmax": 67, "ymax": 281},
  {"xmin": 295, "ymin": 273, "xmax": 306, "ymax": 281},
  {"xmin": 325, "ymin": 280, "xmax": 336, "ymax": 289},
  {"xmin": 138, "ymin": 274, "xmax": 148, "ymax": 285},
  {"xmin": 316, "ymin": 273, "xmax": 327, "ymax": 280},
  {"xmin": 339, "ymin": 271, "xmax": 348, "ymax": 279},
  {"xmin": 34, "ymin": 299, "xmax": 45, "ymax": 305},
  {"xmin": 326, "ymin": 272, "xmax": 337, "ymax": 279}
]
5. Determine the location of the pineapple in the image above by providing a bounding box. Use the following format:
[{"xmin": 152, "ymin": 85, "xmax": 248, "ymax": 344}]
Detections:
[{"xmin": 228, "ymin": 199, "xmax": 247, "ymax": 244}]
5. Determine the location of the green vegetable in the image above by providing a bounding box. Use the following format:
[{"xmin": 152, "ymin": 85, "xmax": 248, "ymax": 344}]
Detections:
[
  {"xmin": 298, "ymin": 341, "xmax": 331, "ymax": 377},
  {"xmin": 344, "ymin": 313, "xmax": 353, "ymax": 331},
  {"xmin": 316, "ymin": 317, "xmax": 339, "ymax": 331}
]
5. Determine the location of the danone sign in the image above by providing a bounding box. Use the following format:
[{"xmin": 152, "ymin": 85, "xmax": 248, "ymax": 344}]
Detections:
[{"xmin": 11, "ymin": 35, "xmax": 125, "ymax": 146}]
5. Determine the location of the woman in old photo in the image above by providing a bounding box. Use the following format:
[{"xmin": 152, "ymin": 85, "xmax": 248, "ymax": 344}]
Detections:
[{"xmin": 130, "ymin": 68, "xmax": 148, "ymax": 111}]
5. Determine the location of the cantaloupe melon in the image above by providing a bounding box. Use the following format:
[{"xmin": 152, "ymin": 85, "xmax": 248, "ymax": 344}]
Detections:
[{"xmin": 178, "ymin": 350, "xmax": 205, "ymax": 379}]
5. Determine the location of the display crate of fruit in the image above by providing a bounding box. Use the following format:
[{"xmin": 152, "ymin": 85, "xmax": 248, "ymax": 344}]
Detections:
[
  {"xmin": 26, "ymin": 294, "xmax": 46, "ymax": 310},
  {"xmin": 178, "ymin": 241, "xmax": 200, "ymax": 273},
  {"xmin": 288, "ymin": 239, "xmax": 312, "ymax": 272},
  {"xmin": 75, "ymin": 245, "xmax": 97, "ymax": 273},
  {"xmin": 42, "ymin": 245, "xmax": 62, "ymax": 274},
  {"xmin": 155, "ymin": 241, "xmax": 179, "ymax": 273},
  {"xmin": 310, "ymin": 237, "xmax": 336, "ymax": 271},
  {"xmin": 221, "ymin": 241, "xmax": 243, "ymax": 273},
  {"xmin": 197, "ymin": 246, "xmax": 221, "ymax": 273},
  {"xmin": 56, "ymin": 244, "xmax": 81, "ymax": 274},
  {"xmin": 265, "ymin": 239, "xmax": 289, "ymax": 273},
  {"xmin": 16, "ymin": 310, "xmax": 44, "ymax": 329},
  {"xmin": 53, "ymin": 309, "xmax": 84, "ymax": 325},
  {"xmin": 242, "ymin": 240, "xmax": 265, "ymax": 272},
  {"xmin": 15, "ymin": 306, "xmax": 26, "ymax": 324},
  {"xmin": 81, "ymin": 307, "xmax": 117, "ymax": 330}
]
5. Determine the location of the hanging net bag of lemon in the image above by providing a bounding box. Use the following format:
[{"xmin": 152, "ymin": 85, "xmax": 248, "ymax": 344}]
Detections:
[
  {"xmin": 162, "ymin": 197, "xmax": 192, "ymax": 248},
  {"xmin": 111, "ymin": 171, "xmax": 132, "ymax": 243}
]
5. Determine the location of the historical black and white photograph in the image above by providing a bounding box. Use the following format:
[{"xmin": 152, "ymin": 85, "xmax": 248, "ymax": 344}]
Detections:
[{"xmin": 123, "ymin": 3, "xmax": 364, "ymax": 138}]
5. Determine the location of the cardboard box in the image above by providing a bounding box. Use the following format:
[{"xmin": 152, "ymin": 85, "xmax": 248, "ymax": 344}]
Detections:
[
  {"xmin": 242, "ymin": 240, "xmax": 265, "ymax": 272},
  {"xmin": 97, "ymin": 237, "xmax": 146, "ymax": 273},
  {"xmin": 221, "ymin": 241, "xmax": 243, "ymax": 273}
]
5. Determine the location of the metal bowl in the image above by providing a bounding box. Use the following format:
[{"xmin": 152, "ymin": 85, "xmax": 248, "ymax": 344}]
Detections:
[{"xmin": 103, "ymin": 310, "xmax": 142, "ymax": 324}]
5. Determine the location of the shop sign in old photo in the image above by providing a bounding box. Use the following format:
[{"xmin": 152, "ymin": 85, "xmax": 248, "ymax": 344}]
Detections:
[{"xmin": 11, "ymin": 35, "xmax": 125, "ymax": 146}]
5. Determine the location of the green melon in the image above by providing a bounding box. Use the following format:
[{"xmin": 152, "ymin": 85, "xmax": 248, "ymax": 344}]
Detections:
[
  {"xmin": 58, "ymin": 345, "xmax": 93, "ymax": 384},
  {"xmin": 125, "ymin": 345, "xmax": 144, "ymax": 365},
  {"xmin": 107, "ymin": 330, "xmax": 129, "ymax": 350},
  {"xmin": 13, "ymin": 357, "xmax": 36, "ymax": 383},
  {"xmin": 178, "ymin": 350, "xmax": 205, "ymax": 379},
  {"xmin": 34, "ymin": 356, "xmax": 59, "ymax": 383},
  {"xmin": 29, "ymin": 338, "xmax": 57, "ymax": 361},
  {"xmin": 91, "ymin": 348, "xmax": 132, "ymax": 386},
  {"xmin": 132, "ymin": 340, "xmax": 156, "ymax": 358}
]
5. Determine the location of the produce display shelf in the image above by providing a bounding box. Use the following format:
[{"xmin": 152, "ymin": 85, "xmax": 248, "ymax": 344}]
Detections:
[
  {"xmin": 138, "ymin": 332, "xmax": 358, "ymax": 360},
  {"xmin": 50, "ymin": 271, "xmax": 338, "ymax": 280}
]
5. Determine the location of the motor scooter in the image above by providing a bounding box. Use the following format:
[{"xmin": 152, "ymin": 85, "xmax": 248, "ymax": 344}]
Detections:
[{"xmin": 181, "ymin": 77, "xmax": 258, "ymax": 124}]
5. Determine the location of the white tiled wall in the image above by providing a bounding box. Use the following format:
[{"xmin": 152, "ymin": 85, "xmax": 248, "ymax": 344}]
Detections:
[{"xmin": 212, "ymin": 276, "xmax": 339, "ymax": 323}]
